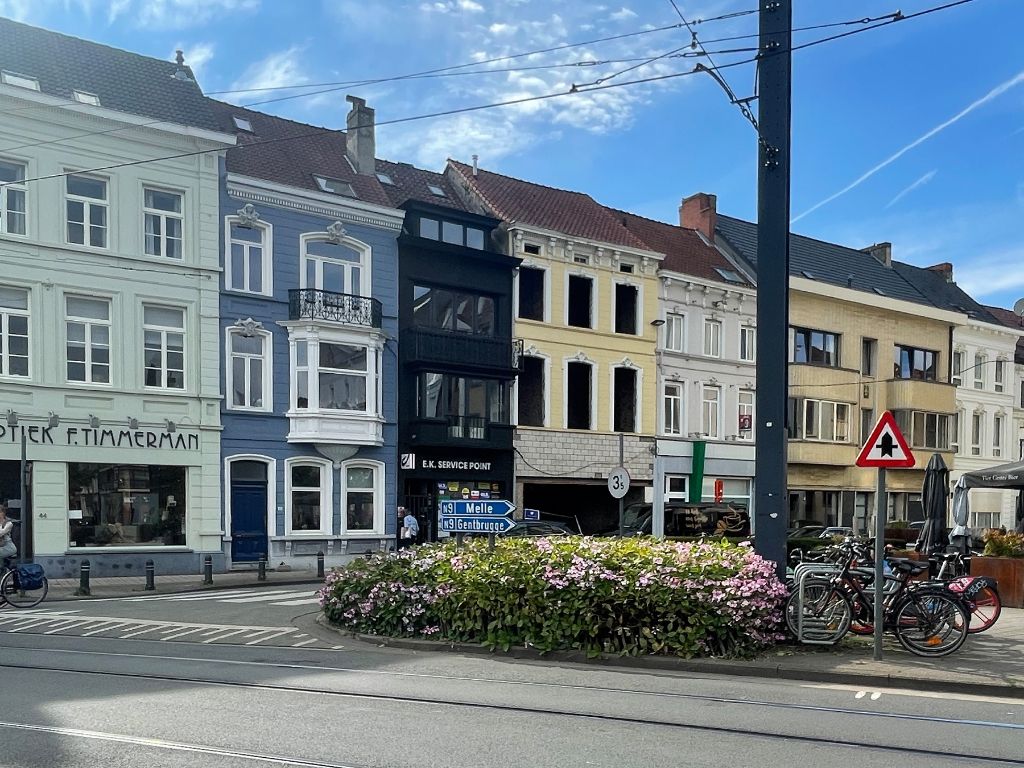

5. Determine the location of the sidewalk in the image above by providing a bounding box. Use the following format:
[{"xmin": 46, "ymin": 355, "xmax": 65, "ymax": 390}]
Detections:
[{"xmin": 46, "ymin": 568, "xmax": 325, "ymax": 600}]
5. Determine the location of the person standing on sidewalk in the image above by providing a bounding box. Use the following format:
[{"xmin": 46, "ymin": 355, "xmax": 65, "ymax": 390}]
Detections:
[
  {"xmin": 0, "ymin": 504, "xmax": 17, "ymax": 563},
  {"xmin": 399, "ymin": 507, "xmax": 419, "ymax": 549}
]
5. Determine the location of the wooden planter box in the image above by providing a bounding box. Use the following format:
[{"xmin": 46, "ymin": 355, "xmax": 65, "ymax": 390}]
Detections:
[{"xmin": 970, "ymin": 557, "xmax": 1024, "ymax": 608}]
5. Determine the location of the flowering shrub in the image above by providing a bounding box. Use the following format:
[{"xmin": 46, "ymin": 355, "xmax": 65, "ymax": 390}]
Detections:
[
  {"xmin": 319, "ymin": 537, "xmax": 786, "ymax": 658},
  {"xmin": 983, "ymin": 529, "xmax": 1024, "ymax": 558}
]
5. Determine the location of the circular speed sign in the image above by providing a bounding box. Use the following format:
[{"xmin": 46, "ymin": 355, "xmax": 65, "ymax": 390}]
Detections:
[{"xmin": 607, "ymin": 466, "xmax": 630, "ymax": 499}]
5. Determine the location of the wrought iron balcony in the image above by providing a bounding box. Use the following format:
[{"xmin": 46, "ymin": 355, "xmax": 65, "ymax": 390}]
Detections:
[
  {"xmin": 401, "ymin": 328, "xmax": 523, "ymax": 374},
  {"xmin": 288, "ymin": 289, "xmax": 382, "ymax": 328}
]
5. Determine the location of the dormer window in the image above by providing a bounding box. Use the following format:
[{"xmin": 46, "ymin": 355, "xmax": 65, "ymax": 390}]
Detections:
[
  {"xmin": 1, "ymin": 71, "xmax": 40, "ymax": 91},
  {"xmin": 375, "ymin": 172, "xmax": 394, "ymax": 185},
  {"xmin": 73, "ymin": 90, "xmax": 101, "ymax": 106},
  {"xmin": 233, "ymin": 116, "xmax": 253, "ymax": 132},
  {"xmin": 715, "ymin": 268, "xmax": 743, "ymax": 284},
  {"xmin": 427, "ymin": 184, "xmax": 446, "ymax": 197},
  {"xmin": 314, "ymin": 175, "xmax": 356, "ymax": 198}
]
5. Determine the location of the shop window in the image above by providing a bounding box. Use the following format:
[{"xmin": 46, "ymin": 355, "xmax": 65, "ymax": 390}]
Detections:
[
  {"xmin": 613, "ymin": 367, "xmax": 637, "ymax": 432},
  {"xmin": 0, "ymin": 286, "xmax": 30, "ymax": 378},
  {"xmin": 517, "ymin": 356, "xmax": 545, "ymax": 427},
  {"xmin": 68, "ymin": 464, "xmax": 186, "ymax": 548},
  {"xmin": 566, "ymin": 361, "xmax": 592, "ymax": 430},
  {"xmin": 567, "ymin": 275, "xmax": 593, "ymax": 328},
  {"xmin": 665, "ymin": 475, "xmax": 688, "ymax": 502},
  {"xmin": 518, "ymin": 266, "xmax": 545, "ymax": 321},
  {"xmin": 343, "ymin": 462, "xmax": 382, "ymax": 533},
  {"xmin": 286, "ymin": 460, "xmax": 330, "ymax": 535},
  {"xmin": 614, "ymin": 283, "xmax": 638, "ymax": 335}
]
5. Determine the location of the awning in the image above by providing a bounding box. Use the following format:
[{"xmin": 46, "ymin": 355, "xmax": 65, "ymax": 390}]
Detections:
[{"xmin": 949, "ymin": 459, "xmax": 1024, "ymax": 541}]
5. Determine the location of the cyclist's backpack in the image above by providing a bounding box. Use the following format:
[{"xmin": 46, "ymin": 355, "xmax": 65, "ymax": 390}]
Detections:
[{"xmin": 16, "ymin": 564, "xmax": 45, "ymax": 590}]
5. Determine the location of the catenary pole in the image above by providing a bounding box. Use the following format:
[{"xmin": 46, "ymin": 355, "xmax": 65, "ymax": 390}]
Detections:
[{"xmin": 754, "ymin": 0, "xmax": 792, "ymax": 574}]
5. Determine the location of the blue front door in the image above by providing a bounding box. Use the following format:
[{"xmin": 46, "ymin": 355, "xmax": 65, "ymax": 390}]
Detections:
[{"xmin": 230, "ymin": 462, "xmax": 269, "ymax": 562}]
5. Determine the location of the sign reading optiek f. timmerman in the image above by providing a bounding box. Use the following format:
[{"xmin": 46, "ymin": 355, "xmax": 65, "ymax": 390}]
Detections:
[{"xmin": 0, "ymin": 425, "xmax": 200, "ymax": 451}]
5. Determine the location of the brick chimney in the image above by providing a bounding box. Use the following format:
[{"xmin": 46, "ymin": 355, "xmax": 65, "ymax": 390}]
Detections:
[
  {"xmin": 861, "ymin": 242, "xmax": 892, "ymax": 268},
  {"xmin": 927, "ymin": 262, "xmax": 954, "ymax": 282},
  {"xmin": 345, "ymin": 95, "xmax": 375, "ymax": 175},
  {"xmin": 680, "ymin": 193, "xmax": 717, "ymax": 242}
]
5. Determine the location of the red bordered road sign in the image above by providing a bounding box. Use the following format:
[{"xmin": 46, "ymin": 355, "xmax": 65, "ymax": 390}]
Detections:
[{"xmin": 856, "ymin": 411, "xmax": 916, "ymax": 468}]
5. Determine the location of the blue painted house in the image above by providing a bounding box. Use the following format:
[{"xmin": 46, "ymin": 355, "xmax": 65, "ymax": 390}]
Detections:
[{"xmin": 208, "ymin": 97, "xmax": 404, "ymax": 570}]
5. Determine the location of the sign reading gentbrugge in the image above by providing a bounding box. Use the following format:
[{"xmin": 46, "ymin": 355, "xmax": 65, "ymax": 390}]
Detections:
[{"xmin": 0, "ymin": 424, "xmax": 200, "ymax": 450}]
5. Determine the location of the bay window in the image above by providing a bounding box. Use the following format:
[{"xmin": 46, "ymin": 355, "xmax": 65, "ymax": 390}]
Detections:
[
  {"xmin": 787, "ymin": 398, "xmax": 850, "ymax": 442},
  {"xmin": 290, "ymin": 333, "xmax": 382, "ymax": 417}
]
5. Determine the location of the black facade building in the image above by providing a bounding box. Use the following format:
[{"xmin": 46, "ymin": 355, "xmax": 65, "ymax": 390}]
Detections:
[{"xmin": 377, "ymin": 162, "xmax": 521, "ymax": 539}]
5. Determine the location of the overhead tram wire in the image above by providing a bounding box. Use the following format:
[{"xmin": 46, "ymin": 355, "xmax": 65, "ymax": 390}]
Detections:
[{"xmin": 1, "ymin": 0, "xmax": 982, "ymax": 190}]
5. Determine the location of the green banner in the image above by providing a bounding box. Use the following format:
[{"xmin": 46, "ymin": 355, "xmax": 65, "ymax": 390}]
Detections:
[{"xmin": 689, "ymin": 441, "xmax": 706, "ymax": 503}]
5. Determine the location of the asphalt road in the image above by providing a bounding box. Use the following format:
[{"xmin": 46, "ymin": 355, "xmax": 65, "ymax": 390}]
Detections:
[{"xmin": 1, "ymin": 589, "xmax": 1021, "ymax": 768}]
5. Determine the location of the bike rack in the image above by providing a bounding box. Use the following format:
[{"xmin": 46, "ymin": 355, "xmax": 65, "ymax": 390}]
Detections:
[{"xmin": 792, "ymin": 564, "xmax": 901, "ymax": 645}]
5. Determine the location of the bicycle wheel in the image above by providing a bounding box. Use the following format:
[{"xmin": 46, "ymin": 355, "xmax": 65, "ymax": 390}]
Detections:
[
  {"xmin": 0, "ymin": 569, "xmax": 48, "ymax": 609},
  {"xmin": 786, "ymin": 580, "xmax": 851, "ymax": 644},
  {"xmin": 892, "ymin": 591, "xmax": 968, "ymax": 657},
  {"xmin": 966, "ymin": 586, "xmax": 1001, "ymax": 634}
]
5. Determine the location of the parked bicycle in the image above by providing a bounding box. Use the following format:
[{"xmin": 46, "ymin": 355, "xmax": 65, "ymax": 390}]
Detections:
[
  {"xmin": 0, "ymin": 558, "xmax": 48, "ymax": 608},
  {"xmin": 931, "ymin": 550, "xmax": 1001, "ymax": 634}
]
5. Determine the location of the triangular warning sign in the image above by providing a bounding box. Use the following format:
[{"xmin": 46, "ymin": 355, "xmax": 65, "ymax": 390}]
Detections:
[{"xmin": 856, "ymin": 411, "xmax": 916, "ymax": 468}]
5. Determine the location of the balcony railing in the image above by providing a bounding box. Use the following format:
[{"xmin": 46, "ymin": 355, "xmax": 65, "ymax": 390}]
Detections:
[
  {"xmin": 409, "ymin": 416, "xmax": 514, "ymax": 448},
  {"xmin": 402, "ymin": 328, "xmax": 523, "ymax": 373},
  {"xmin": 288, "ymin": 289, "xmax": 382, "ymax": 328}
]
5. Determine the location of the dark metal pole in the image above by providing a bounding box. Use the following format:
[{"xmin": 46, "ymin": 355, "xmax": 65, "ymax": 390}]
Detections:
[
  {"xmin": 316, "ymin": 550, "xmax": 325, "ymax": 578},
  {"xmin": 145, "ymin": 560, "xmax": 155, "ymax": 591},
  {"xmin": 617, "ymin": 432, "xmax": 625, "ymax": 538},
  {"xmin": 258, "ymin": 556, "xmax": 267, "ymax": 582},
  {"xmin": 874, "ymin": 467, "xmax": 887, "ymax": 661},
  {"xmin": 753, "ymin": 0, "xmax": 792, "ymax": 575},
  {"xmin": 19, "ymin": 430, "xmax": 26, "ymax": 563},
  {"xmin": 75, "ymin": 560, "xmax": 90, "ymax": 596},
  {"xmin": 203, "ymin": 554, "xmax": 213, "ymax": 585}
]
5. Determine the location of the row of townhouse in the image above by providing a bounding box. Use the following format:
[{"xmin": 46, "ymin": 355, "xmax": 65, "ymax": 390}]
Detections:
[{"xmin": 2, "ymin": 19, "xmax": 1020, "ymax": 576}]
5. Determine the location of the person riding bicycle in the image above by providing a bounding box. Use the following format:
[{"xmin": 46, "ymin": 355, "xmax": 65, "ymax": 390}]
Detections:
[{"xmin": 0, "ymin": 503, "xmax": 16, "ymax": 565}]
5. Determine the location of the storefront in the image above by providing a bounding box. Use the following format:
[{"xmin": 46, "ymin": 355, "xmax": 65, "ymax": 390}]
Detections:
[{"xmin": 0, "ymin": 421, "xmax": 221, "ymax": 578}]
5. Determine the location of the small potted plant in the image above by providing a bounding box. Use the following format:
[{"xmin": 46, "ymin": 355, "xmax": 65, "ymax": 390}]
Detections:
[{"xmin": 970, "ymin": 530, "xmax": 1024, "ymax": 608}]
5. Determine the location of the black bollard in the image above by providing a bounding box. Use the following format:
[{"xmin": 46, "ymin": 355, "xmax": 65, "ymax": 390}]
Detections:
[
  {"xmin": 257, "ymin": 556, "xmax": 266, "ymax": 582},
  {"xmin": 74, "ymin": 559, "xmax": 91, "ymax": 596},
  {"xmin": 145, "ymin": 560, "xmax": 155, "ymax": 591},
  {"xmin": 203, "ymin": 554, "xmax": 213, "ymax": 585},
  {"xmin": 317, "ymin": 550, "xmax": 325, "ymax": 578}
]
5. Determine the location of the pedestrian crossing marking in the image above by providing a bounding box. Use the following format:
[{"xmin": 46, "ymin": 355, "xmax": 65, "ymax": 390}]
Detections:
[{"xmin": 88, "ymin": 587, "xmax": 320, "ymax": 607}]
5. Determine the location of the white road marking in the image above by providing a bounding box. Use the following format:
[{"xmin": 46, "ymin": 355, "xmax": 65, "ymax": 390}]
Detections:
[
  {"xmin": 43, "ymin": 620, "xmax": 87, "ymax": 635},
  {"xmin": 855, "ymin": 691, "xmax": 866, "ymax": 699},
  {"xmin": 871, "ymin": 692, "xmax": 882, "ymax": 701},
  {"xmin": 245, "ymin": 630, "xmax": 291, "ymax": 645},
  {"xmin": 83, "ymin": 622, "xmax": 130, "ymax": 637},
  {"xmin": 219, "ymin": 590, "xmax": 316, "ymax": 603},
  {"xmin": 7, "ymin": 619, "xmax": 55, "ymax": 632},
  {"xmin": 161, "ymin": 627, "xmax": 211, "ymax": 641},
  {"xmin": 119, "ymin": 626, "xmax": 163, "ymax": 639},
  {"xmin": 291, "ymin": 639, "xmax": 316, "ymax": 648},
  {"xmin": 111, "ymin": 589, "xmax": 267, "ymax": 602},
  {"xmin": 202, "ymin": 629, "xmax": 249, "ymax": 644},
  {"xmin": 270, "ymin": 597, "xmax": 321, "ymax": 606}
]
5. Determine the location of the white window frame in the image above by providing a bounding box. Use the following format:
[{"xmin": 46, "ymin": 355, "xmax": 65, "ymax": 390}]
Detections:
[
  {"xmin": 65, "ymin": 295, "xmax": 112, "ymax": 385},
  {"xmin": 65, "ymin": 172, "xmax": 109, "ymax": 249},
  {"xmin": 995, "ymin": 359, "xmax": 1005, "ymax": 393},
  {"xmin": 514, "ymin": 263, "xmax": 550, "ymax": 323},
  {"xmin": 974, "ymin": 354, "xmax": 985, "ymax": 390},
  {"xmin": 143, "ymin": 186, "xmax": 184, "ymax": 260},
  {"xmin": 289, "ymin": 330, "xmax": 382, "ymax": 418},
  {"xmin": 952, "ymin": 350, "xmax": 964, "ymax": 387},
  {"xmin": 950, "ymin": 410, "xmax": 962, "ymax": 454},
  {"xmin": 802, "ymin": 399, "xmax": 851, "ymax": 443},
  {"xmin": 300, "ymin": 233, "xmax": 371, "ymax": 298},
  {"xmin": 284, "ymin": 457, "xmax": 333, "ymax": 537},
  {"xmin": 663, "ymin": 382, "xmax": 684, "ymax": 436},
  {"xmin": 612, "ymin": 279, "xmax": 641, "ymax": 336},
  {"xmin": 665, "ymin": 474, "xmax": 688, "ymax": 503},
  {"xmin": 224, "ymin": 454, "xmax": 277, "ymax": 538},
  {"xmin": 225, "ymin": 327, "xmax": 273, "ymax": 412},
  {"xmin": 971, "ymin": 412, "xmax": 983, "ymax": 457},
  {"xmin": 740, "ymin": 326, "xmax": 756, "ymax": 362},
  {"xmin": 340, "ymin": 460, "xmax": 385, "ymax": 535},
  {"xmin": 0, "ymin": 285, "xmax": 30, "ymax": 379},
  {"xmin": 738, "ymin": 389, "xmax": 755, "ymax": 441},
  {"xmin": 701, "ymin": 385, "xmax": 721, "ymax": 439},
  {"xmin": 225, "ymin": 216, "xmax": 273, "ymax": 296},
  {"xmin": 0, "ymin": 157, "xmax": 27, "ymax": 237},
  {"xmin": 564, "ymin": 271, "xmax": 597, "ymax": 330},
  {"xmin": 993, "ymin": 414, "xmax": 1003, "ymax": 458},
  {"xmin": 703, "ymin": 318, "xmax": 722, "ymax": 358},
  {"xmin": 664, "ymin": 313, "xmax": 685, "ymax": 353},
  {"xmin": 142, "ymin": 304, "xmax": 186, "ymax": 390}
]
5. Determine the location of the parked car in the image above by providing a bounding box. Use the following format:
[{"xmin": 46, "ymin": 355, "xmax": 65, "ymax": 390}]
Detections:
[
  {"xmin": 788, "ymin": 525, "xmax": 825, "ymax": 539},
  {"xmin": 818, "ymin": 526, "xmax": 854, "ymax": 539},
  {"xmin": 501, "ymin": 520, "xmax": 576, "ymax": 537},
  {"xmin": 597, "ymin": 502, "xmax": 750, "ymax": 538}
]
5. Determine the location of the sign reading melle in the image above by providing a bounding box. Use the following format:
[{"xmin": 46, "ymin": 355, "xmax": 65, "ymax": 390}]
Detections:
[{"xmin": 0, "ymin": 425, "xmax": 200, "ymax": 451}]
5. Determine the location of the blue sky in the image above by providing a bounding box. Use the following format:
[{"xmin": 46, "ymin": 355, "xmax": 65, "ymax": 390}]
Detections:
[{"xmin": 3, "ymin": 0, "xmax": 1021, "ymax": 310}]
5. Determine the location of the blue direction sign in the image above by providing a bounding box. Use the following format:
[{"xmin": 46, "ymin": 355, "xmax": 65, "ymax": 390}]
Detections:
[
  {"xmin": 439, "ymin": 516, "xmax": 517, "ymax": 534},
  {"xmin": 439, "ymin": 499, "xmax": 515, "ymax": 517}
]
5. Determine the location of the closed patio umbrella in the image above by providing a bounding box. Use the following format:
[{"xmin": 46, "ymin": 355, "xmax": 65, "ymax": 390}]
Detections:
[{"xmin": 916, "ymin": 452, "xmax": 949, "ymax": 553}]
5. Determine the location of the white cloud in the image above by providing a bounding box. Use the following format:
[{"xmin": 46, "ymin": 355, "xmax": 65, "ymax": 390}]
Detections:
[
  {"xmin": 228, "ymin": 46, "xmax": 310, "ymax": 103},
  {"xmin": 109, "ymin": 0, "xmax": 259, "ymax": 28},
  {"xmin": 488, "ymin": 22, "xmax": 515, "ymax": 35},
  {"xmin": 0, "ymin": 0, "xmax": 35, "ymax": 20},
  {"xmin": 458, "ymin": 0, "xmax": 484, "ymax": 10},
  {"xmin": 609, "ymin": 7, "xmax": 637, "ymax": 21},
  {"xmin": 171, "ymin": 42, "xmax": 215, "ymax": 82},
  {"xmin": 420, "ymin": 0, "xmax": 483, "ymax": 13},
  {"xmin": 956, "ymin": 247, "xmax": 1024, "ymax": 299},
  {"xmin": 885, "ymin": 169, "xmax": 937, "ymax": 209}
]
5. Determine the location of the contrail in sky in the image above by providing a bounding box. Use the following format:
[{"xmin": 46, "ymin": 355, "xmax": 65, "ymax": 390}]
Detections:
[
  {"xmin": 885, "ymin": 169, "xmax": 937, "ymax": 208},
  {"xmin": 792, "ymin": 69, "xmax": 1024, "ymax": 224}
]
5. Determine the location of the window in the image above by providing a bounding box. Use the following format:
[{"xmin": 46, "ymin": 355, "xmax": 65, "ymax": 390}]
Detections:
[
  {"xmin": 302, "ymin": 236, "xmax": 367, "ymax": 297},
  {"xmin": 427, "ymin": 184, "xmax": 446, "ymax": 197},
  {"xmin": 791, "ymin": 327, "xmax": 840, "ymax": 367},
  {"xmin": 861, "ymin": 407, "xmax": 875, "ymax": 444},
  {"xmin": 573, "ymin": 254, "xmax": 589, "ymax": 265},
  {"xmin": 375, "ymin": 172, "xmax": 394, "ymax": 185},
  {"xmin": 974, "ymin": 354, "xmax": 985, "ymax": 389},
  {"xmin": 794, "ymin": 399, "xmax": 850, "ymax": 442},
  {"xmin": 613, "ymin": 367, "xmax": 637, "ymax": 432},
  {"xmin": 738, "ymin": 389, "xmax": 754, "ymax": 440},
  {"xmin": 73, "ymin": 90, "xmax": 100, "ymax": 106},
  {"xmin": 894, "ymin": 345, "xmax": 938, "ymax": 381},
  {"xmin": 663, "ymin": 383, "xmax": 683, "ymax": 435},
  {"xmin": 614, "ymin": 283, "xmax": 639, "ymax": 335},
  {"xmin": 0, "ymin": 286, "xmax": 29, "ymax": 377},
  {"xmin": 419, "ymin": 217, "xmax": 439, "ymax": 240},
  {"xmin": 226, "ymin": 220, "xmax": 271, "ymax": 294},
  {"xmin": 314, "ymin": 176, "xmax": 356, "ymax": 197},
  {"xmin": 952, "ymin": 351, "xmax": 964, "ymax": 386},
  {"xmin": 664, "ymin": 314, "xmax": 685, "ymax": 352},
  {"xmin": 66, "ymin": 296, "xmax": 111, "ymax": 384},
  {"xmin": 740, "ymin": 326, "xmax": 756, "ymax": 362},
  {"xmin": 909, "ymin": 411, "xmax": 949, "ymax": 450},
  {"xmin": 950, "ymin": 411, "xmax": 961, "ymax": 453},
  {"xmin": 66, "ymin": 174, "xmax": 108, "ymax": 248},
  {"xmin": 702, "ymin": 386, "xmax": 721, "ymax": 438},
  {"xmin": 287, "ymin": 461, "xmax": 330, "ymax": 534},
  {"xmin": 413, "ymin": 285, "xmax": 494, "ymax": 336},
  {"xmin": 703, "ymin": 319, "xmax": 722, "ymax": 358},
  {"xmin": 995, "ymin": 360, "xmax": 1005, "ymax": 393},
  {"xmin": 993, "ymin": 415, "xmax": 1003, "ymax": 458},
  {"xmin": 523, "ymin": 243, "xmax": 541, "ymax": 256},
  {"xmin": 619, "ymin": 263, "xmax": 634, "ymax": 274},
  {"xmin": 1020, "ymin": 381, "xmax": 1024, "ymax": 409},
  {"xmin": 227, "ymin": 330, "xmax": 271, "ymax": 410},
  {"xmin": 566, "ymin": 361, "xmax": 592, "ymax": 430},
  {"xmin": 971, "ymin": 413, "xmax": 983, "ymax": 456},
  {"xmin": 665, "ymin": 475, "xmax": 688, "ymax": 502},
  {"xmin": 143, "ymin": 305, "xmax": 185, "ymax": 389},
  {"xmin": 0, "ymin": 159, "xmax": 26, "ymax": 235},
  {"xmin": 567, "ymin": 275, "xmax": 593, "ymax": 328},
  {"xmin": 68, "ymin": 464, "xmax": 186, "ymax": 548},
  {"xmin": 861, "ymin": 338, "xmax": 877, "ymax": 376},
  {"xmin": 1, "ymin": 71, "xmax": 39, "ymax": 90},
  {"xmin": 715, "ymin": 268, "xmax": 744, "ymax": 284},
  {"xmin": 418, "ymin": 373, "xmax": 509, "ymax": 437},
  {"xmin": 319, "ymin": 343, "xmax": 367, "ymax": 411},
  {"xmin": 343, "ymin": 463, "xmax": 382, "ymax": 533},
  {"xmin": 232, "ymin": 116, "xmax": 253, "ymax": 131},
  {"xmin": 517, "ymin": 356, "xmax": 546, "ymax": 427},
  {"xmin": 518, "ymin": 267, "xmax": 545, "ymax": 321},
  {"xmin": 144, "ymin": 188, "xmax": 183, "ymax": 259}
]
